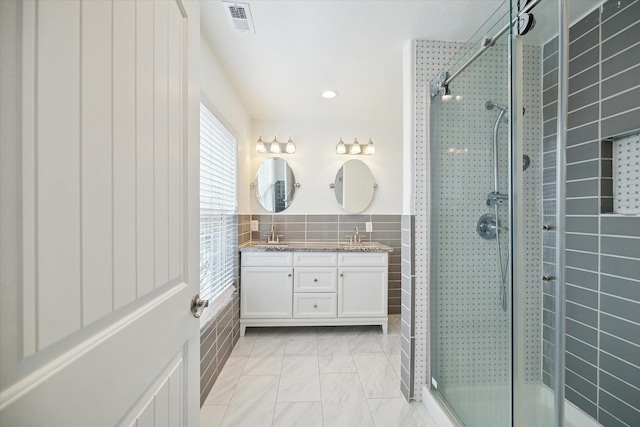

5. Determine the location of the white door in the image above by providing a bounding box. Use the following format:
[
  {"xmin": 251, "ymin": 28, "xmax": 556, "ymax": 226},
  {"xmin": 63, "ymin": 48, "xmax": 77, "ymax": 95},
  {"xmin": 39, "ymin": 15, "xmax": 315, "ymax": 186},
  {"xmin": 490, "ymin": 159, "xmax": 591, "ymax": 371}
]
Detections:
[{"xmin": 0, "ymin": 1, "xmax": 202, "ymax": 425}]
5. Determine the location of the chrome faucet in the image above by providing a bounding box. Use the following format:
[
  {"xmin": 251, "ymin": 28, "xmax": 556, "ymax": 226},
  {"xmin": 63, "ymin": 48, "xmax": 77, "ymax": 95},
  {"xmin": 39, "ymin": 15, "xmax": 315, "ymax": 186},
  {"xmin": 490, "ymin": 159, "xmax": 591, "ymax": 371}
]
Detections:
[
  {"xmin": 264, "ymin": 225, "xmax": 283, "ymax": 244},
  {"xmin": 345, "ymin": 226, "xmax": 362, "ymax": 245},
  {"xmin": 354, "ymin": 226, "xmax": 361, "ymax": 243}
]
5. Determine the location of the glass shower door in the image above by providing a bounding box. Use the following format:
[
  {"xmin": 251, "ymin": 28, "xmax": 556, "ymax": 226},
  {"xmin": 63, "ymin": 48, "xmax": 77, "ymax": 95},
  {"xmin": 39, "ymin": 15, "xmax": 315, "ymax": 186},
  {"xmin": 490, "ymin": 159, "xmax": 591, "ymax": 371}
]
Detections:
[{"xmin": 428, "ymin": 2, "xmax": 513, "ymax": 425}]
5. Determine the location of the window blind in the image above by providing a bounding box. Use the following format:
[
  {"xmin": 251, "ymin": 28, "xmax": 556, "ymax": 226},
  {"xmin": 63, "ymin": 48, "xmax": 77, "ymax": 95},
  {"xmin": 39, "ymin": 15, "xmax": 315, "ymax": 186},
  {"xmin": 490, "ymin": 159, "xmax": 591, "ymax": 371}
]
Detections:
[{"xmin": 200, "ymin": 102, "xmax": 238, "ymax": 305}]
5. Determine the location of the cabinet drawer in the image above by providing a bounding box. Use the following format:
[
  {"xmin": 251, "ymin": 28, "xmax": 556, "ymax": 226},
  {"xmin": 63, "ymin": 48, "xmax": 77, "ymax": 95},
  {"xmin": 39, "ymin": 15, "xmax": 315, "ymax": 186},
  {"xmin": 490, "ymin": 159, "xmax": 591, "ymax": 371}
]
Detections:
[
  {"xmin": 293, "ymin": 293, "xmax": 337, "ymax": 318},
  {"xmin": 242, "ymin": 251, "xmax": 293, "ymax": 267},
  {"xmin": 294, "ymin": 252, "xmax": 337, "ymax": 267},
  {"xmin": 338, "ymin": 252, "xmax": 388, "ymax": 267},
  {"xmin": 294, "ymin": 268, "xmax": 337, "ymax": 292}
]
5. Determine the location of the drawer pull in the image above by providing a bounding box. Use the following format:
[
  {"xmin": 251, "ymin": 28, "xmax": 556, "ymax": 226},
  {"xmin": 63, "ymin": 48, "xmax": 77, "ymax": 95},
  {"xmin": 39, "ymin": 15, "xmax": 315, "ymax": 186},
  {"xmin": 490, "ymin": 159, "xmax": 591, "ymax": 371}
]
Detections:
[
  {"xmin": 314, "ymin": 279, "xmax": 318, "ymax": 282},
  {"xmin": 288, "ymin": 273, "xmax": 292, "ymax": 277},
  {"xmin": 313, "ymin": 304, "xmax": 318, "ymax": 308}
]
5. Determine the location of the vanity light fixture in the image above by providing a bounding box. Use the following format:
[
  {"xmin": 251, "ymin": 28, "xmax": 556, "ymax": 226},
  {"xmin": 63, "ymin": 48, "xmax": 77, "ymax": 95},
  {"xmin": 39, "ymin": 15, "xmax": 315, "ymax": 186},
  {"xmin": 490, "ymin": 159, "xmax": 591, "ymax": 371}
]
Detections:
[
  {"xmin": 335, "ymin": 137, "xmax": 376, "ymax": 155},
  {"xmin": 255, "ymin": 136, "xmax": 267, "ymax": 153},
  {"xmin": 255, "ymin": 136, "xmax": 296, "ymax": 154},
  {"xmin": 270, "ymin": 137, "xmax": 281, "ymax": 153}
]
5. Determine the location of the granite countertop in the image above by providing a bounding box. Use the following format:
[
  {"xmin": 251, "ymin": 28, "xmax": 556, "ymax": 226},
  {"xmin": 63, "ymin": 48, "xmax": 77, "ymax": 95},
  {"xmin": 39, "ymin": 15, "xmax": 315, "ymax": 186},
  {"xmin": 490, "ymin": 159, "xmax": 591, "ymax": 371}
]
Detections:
[{"xmin": 239, "ymin": 241, "xmax": 393, "ymax": 253}]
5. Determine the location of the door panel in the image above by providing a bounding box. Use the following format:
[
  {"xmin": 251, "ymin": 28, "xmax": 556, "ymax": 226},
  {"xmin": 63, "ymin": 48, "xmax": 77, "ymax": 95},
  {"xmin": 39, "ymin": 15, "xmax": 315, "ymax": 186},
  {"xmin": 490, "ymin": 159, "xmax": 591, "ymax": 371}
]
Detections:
[{"xmin": 0, "ymin": 0, "xmax": 201, "ymax": 425}]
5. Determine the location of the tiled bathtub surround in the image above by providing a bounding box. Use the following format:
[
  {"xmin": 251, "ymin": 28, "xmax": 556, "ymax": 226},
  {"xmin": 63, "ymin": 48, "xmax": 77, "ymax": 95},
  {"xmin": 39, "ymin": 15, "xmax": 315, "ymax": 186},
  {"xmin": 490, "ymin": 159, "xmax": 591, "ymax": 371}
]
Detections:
[
  {"xmin": 200, "ymin": 292, "xmax": 240, "ymax": 406},
  {"xmin": 543, "ymin": 1, "xmax": 640, "ymax": 425},
  {"xmin": 248, "ymin": 214, "xmax": 402, "ymax": 315}
]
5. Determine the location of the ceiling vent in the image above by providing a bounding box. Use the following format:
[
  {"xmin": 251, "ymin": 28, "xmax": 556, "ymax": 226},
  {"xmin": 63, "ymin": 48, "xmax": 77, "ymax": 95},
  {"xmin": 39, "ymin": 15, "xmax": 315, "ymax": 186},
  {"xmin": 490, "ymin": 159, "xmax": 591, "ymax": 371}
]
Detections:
[{"xmin": 222, "ymin": 2, "xmax": 255, "ymax": 33}]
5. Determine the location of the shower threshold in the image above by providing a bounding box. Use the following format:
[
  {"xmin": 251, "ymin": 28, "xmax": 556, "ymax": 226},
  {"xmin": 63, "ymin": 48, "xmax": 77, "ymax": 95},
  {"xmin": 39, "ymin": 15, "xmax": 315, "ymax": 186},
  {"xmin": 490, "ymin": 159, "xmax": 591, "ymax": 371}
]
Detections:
[{"xmin": 421, "ymin": 384, "xmax": 600, "ymax": 427}]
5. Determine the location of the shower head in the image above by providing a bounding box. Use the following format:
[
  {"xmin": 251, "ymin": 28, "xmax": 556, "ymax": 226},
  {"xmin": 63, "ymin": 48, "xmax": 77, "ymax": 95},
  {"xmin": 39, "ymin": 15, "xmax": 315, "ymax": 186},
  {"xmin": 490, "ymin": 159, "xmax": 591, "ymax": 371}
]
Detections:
[{"xmin": 485, "ymin": 100, "xmax": 508, "ymax": 112}]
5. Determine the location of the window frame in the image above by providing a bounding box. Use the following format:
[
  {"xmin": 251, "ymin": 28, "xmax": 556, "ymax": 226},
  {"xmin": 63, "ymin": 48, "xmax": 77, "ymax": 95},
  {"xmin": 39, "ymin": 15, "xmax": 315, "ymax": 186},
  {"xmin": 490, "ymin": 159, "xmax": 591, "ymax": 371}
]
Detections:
[{"xmin": 198, "ymin": 99, "xmax": 238, "ymax": 322}]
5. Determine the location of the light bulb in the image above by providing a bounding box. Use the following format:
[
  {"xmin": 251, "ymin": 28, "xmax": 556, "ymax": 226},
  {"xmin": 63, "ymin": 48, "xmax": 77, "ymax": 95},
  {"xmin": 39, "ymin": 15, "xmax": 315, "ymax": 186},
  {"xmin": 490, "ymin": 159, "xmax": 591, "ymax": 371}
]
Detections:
[
  {"xmin": 336, "ymin": 138, "xmax": 347, "ymax": 154},
  {"xmin": 270, "ymin": 137, "xmax": 281, "ymax": 153},
  {"xmin": 255, "ymin": 137, "xmax": 266, "ymax": 153},
  {"xmin": 364, "ymin": 138, "xmax": 375, "ymax": 155},
  {"xmin": 285, "ymin": 137, "xmax": 296, "ymax": 154},
  {"xmin": 350, "ymin": 138, "xmax": 361, "ymax": 154}
]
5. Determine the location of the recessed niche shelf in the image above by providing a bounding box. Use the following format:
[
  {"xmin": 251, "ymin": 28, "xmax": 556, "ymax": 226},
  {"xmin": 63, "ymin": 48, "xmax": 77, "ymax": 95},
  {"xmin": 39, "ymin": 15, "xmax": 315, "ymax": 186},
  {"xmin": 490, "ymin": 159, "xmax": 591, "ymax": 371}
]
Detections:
[{"xmin": 601, "ymin": 133, "xmax": 640, "ymax": 215}]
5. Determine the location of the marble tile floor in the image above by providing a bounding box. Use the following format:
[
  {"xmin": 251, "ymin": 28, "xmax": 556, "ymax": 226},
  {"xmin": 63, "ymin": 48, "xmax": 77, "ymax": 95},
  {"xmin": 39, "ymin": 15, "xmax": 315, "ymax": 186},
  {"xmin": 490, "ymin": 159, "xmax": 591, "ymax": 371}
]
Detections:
[{"xmin": 201, "ymin": 315, "xmax": 436, "ymax": 427}]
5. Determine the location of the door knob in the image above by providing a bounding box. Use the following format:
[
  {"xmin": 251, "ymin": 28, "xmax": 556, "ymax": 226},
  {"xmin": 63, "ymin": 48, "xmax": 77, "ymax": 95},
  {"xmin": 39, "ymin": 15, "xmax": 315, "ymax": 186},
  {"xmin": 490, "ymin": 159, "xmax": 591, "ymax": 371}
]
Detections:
[{"xmin": 191, "ymin": 294, "xmax": 209, "ymax": 318}]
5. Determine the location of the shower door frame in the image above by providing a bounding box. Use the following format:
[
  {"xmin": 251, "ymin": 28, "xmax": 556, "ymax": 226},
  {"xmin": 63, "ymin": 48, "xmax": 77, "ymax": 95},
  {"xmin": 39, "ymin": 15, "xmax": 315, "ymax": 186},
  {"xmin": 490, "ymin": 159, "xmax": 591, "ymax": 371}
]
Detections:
[{"xmin": 510, "ymin": 1, "xmax": 568, "ymax": 426}]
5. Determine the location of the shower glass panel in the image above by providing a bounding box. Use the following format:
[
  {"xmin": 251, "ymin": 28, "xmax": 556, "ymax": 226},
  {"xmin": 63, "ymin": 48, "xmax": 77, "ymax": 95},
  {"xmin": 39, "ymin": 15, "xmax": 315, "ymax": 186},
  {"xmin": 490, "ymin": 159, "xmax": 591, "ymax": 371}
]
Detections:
[
  {"xmin": 513, "ymin": 1, "xmax": 563, "ymax": 426},
  {"xmin": 429, "ymin": 2, "xmax": 513, "ymax": 426},
  {"xmin": 428, "ymin": 0, "xmax": 568, "ymax": 425}
]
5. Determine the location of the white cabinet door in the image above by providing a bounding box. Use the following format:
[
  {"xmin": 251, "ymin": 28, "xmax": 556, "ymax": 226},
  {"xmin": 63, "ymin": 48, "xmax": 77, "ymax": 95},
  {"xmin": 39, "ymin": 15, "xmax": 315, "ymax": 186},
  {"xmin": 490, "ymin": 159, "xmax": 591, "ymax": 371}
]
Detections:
[
  {"xmin": 0, "ymin": 1, "xmax": 201, "ymax": 425},
  {"xmin": 241, "ymin": 267, "xmax": 293, "ymax": 318},
  {"xmin": 338, "ymin": 267, "xmax": 387, "ymax": 318}
]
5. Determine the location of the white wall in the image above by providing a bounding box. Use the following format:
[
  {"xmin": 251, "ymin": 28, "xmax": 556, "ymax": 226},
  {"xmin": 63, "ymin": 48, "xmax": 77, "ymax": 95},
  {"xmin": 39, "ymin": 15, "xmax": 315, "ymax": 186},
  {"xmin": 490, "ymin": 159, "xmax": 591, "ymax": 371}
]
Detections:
[
  {"xmin": 199, "ymin": 36, "xmax": 252, "ymax": 213},
  {"xmin": 402, "ymin": 40, "xmax": 416, "ymax": 215},
  {"xmin": 249, "ymin": 119, "xmax": 403, "ymax": 214}
]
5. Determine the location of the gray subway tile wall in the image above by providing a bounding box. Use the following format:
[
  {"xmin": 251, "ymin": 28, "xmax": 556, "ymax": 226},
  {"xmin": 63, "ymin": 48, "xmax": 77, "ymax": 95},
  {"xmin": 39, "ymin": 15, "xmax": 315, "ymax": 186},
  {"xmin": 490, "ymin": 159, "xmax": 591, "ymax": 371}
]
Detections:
[
  {"xmin": 200, "ymin": 291, "xmax": 240, "ymax": 406},
  {"xmin": 542, "ymin": 0, "xmax": 640, "ymax": 424},
  {"xmin": 400, "ymin": 215, "xmax": 416, "ymax": 400}
]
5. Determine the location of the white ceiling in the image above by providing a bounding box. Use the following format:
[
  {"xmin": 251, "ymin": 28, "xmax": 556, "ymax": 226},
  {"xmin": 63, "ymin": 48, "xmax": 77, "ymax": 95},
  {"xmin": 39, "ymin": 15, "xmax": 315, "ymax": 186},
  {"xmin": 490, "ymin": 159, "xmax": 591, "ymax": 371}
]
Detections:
[{"xmin": 200, "ymin": 0, "xmax": 601, "ymax": 123}]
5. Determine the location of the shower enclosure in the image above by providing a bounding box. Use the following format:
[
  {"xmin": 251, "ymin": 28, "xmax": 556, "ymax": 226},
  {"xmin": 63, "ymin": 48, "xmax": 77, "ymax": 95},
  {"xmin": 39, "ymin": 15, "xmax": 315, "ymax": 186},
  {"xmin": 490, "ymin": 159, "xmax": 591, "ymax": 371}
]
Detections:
[{"xmin": 424, "ymin": 0, "xmax": 636, "ymax": 425}]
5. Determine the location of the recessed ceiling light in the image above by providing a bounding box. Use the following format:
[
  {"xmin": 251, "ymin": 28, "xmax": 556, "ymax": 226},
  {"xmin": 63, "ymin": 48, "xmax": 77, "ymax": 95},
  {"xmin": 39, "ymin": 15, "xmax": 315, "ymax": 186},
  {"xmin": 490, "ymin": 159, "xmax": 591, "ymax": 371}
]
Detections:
[{"xmin": 321, "ymin": 90, "xmax": 339, "ymax": 99}]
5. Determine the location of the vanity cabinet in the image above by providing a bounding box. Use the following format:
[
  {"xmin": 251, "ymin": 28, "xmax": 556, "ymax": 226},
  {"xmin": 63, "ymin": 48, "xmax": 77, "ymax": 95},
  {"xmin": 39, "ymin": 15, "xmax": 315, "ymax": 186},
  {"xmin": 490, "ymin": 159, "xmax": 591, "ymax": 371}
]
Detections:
[{"xmin": 240, "ymin": 250, "xmax": 388, "ymax": 335}]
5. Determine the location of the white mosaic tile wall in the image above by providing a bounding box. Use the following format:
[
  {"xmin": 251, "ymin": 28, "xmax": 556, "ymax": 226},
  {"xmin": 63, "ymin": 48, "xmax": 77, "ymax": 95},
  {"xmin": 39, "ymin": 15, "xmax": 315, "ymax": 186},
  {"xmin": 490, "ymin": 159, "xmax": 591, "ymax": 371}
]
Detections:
[
  {"xmin": 613, "ymin": 133, "xmax": 640, "ymax": 214},
  {"xmin": 413, "ymin": 41, "xmax": 542, "ymax": 397},
  {"xmin": 413, "ymin": 40, "xmax": 466, "ymax": 401}
]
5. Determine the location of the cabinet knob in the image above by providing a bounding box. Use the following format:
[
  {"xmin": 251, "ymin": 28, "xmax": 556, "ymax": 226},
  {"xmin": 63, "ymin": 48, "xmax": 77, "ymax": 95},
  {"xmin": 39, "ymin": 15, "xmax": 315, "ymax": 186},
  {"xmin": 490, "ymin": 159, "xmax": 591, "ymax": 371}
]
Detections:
[
  {"xmin": 288, "ymin": 273, "xmax": 292, "ymax": 277},
  {"xmin": 340, "ymin": 273, "xmax": 343, "ymax": 277},
  {"xmin": 313, "ymin": 304, "xmax": 318, "ymax": 308},
  {"xmin": 314, "ymin": 279, "xmax": 318, "ymax": 282}
]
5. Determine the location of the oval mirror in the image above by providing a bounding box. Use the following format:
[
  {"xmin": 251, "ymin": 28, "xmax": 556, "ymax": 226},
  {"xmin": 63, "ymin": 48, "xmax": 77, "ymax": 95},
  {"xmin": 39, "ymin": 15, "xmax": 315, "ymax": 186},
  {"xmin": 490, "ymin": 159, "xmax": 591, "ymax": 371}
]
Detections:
[
  {"xmin": 334, "ymin": 159, "xmax": 375, "ymax": 213},
  {"xmin": 255, "ymin": 157, "xmax": 297, "ymax": 212}
]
